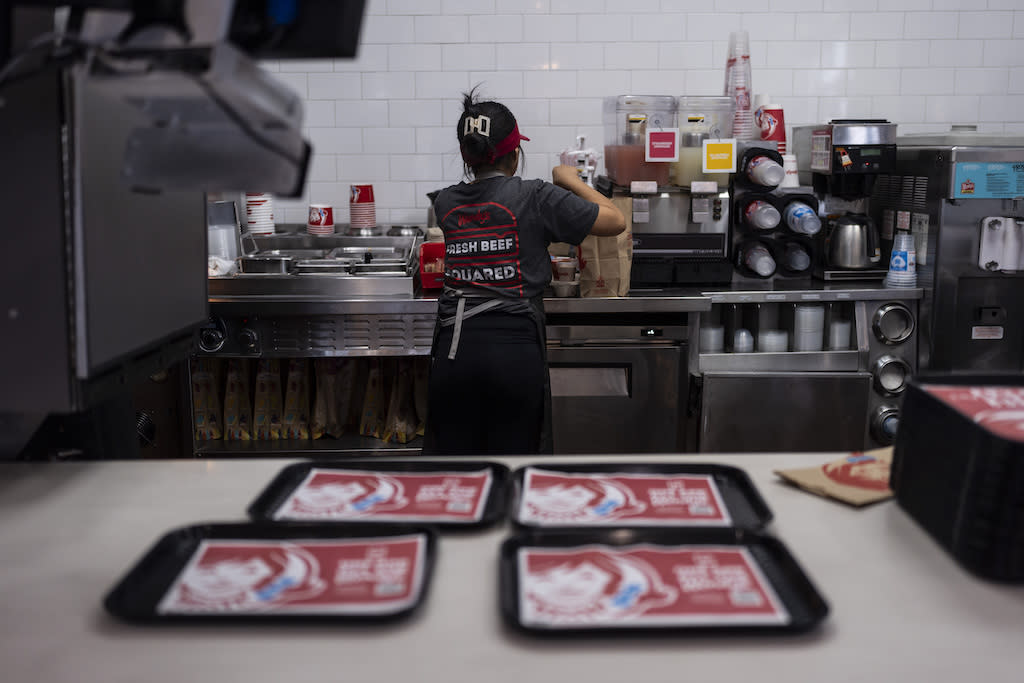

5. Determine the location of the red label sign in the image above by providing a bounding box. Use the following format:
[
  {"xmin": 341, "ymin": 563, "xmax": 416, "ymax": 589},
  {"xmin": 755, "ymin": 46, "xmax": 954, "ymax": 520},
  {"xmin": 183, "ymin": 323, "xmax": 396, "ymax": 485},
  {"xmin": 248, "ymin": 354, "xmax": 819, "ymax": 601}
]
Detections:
[{"xmin": 646, "ymin": 130, "xmax": 679, "ymax": 162}]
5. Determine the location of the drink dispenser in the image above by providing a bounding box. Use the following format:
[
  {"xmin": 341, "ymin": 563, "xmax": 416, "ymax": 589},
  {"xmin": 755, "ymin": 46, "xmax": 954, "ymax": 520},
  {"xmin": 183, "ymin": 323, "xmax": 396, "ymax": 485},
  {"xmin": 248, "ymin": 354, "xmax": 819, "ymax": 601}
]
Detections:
[
  {"xmin": 672, "ymin": 96, "xmax": 734, "ymax": 188},
  {"xmin": 603, "ymin": 95, "xmax": 677, "ymax": 187}
]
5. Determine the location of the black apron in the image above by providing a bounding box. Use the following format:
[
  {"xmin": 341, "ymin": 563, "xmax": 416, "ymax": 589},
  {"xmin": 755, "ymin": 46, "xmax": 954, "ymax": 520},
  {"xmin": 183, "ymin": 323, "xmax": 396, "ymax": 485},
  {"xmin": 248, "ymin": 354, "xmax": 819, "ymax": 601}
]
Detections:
[{"xmin": 422, "ymin": 286, "xmax": 553, "ymax": 455}]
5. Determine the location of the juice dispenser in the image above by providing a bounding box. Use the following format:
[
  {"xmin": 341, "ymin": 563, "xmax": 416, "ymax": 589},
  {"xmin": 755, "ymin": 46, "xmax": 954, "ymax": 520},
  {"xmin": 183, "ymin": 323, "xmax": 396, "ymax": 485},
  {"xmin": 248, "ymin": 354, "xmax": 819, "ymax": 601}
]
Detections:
[
  {"xmin": 672, "ymin": 96, "xmax": 735, "ymax": 189},
  {"xmin": 603, "ymin": 95, "xmax": 677, "ymax": 187},
  {"xmin": 597, "ymin": 96, "xmax": 732, "ymax": 286}
]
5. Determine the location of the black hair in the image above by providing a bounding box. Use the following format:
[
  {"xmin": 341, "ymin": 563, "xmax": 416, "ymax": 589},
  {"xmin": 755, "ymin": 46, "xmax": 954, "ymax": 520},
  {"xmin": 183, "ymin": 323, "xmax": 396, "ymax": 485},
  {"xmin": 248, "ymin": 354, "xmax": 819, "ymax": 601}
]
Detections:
[{"xmin": 457, "ymin": 85, "xmax": 523, "ymax": 177}]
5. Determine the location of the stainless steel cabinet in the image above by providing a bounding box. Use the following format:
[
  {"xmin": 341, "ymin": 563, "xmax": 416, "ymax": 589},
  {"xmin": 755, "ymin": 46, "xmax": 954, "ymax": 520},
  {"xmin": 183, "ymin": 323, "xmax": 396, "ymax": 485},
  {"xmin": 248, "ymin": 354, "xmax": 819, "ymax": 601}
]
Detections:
[
  {"xmin": 697, "ymin": 371, "xmax": 872, "ymax": 452},
  {"xmin": 548, "ymin": 344, "xmax": 685, "ymax": 454}
]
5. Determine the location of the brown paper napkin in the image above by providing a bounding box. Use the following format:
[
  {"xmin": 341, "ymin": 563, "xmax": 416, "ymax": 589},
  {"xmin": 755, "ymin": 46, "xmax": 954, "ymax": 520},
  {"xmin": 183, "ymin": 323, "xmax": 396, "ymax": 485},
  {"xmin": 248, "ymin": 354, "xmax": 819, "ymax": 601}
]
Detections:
[{"xmin": 774, "ymin": 447, "xmax": 894, "ymax": 507}]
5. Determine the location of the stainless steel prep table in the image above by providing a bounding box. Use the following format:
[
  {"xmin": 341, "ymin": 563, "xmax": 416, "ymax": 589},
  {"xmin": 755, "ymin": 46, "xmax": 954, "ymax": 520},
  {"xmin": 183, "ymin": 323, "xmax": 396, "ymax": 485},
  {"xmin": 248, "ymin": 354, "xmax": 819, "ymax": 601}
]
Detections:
[{"xmin": 1, "ymin": 453, "xmax": 1020, "ymax": 683}]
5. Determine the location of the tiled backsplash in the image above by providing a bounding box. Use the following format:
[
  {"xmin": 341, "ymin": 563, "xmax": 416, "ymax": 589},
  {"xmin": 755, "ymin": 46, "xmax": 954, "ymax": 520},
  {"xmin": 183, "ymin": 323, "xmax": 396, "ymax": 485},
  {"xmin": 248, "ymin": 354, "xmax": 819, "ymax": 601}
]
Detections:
[{"xmin": 264, "ymin": 0, "xmax": 1024, "ymax": 225}]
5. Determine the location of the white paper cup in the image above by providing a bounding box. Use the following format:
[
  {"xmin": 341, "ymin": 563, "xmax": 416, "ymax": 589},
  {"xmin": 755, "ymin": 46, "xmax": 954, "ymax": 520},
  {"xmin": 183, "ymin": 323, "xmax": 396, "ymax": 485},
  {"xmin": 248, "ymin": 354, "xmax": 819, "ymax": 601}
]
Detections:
[
  {"xmin": 829, "ymin": 320, "xmax": 852, "ymax": 351},
  {"xmin": 700, "ymin": 326, "xmax": 725, "ymax": 353},
  {"xmin": 780, "ymin": 154, "xmax": 800, "ymax": 188},
  {"xmin": 758, "ymin": 329, "xmax": 789, "ymax": 353},
  {"xmin": 733, "ymin": 328, "xmax": 754, "ymax": 353}
]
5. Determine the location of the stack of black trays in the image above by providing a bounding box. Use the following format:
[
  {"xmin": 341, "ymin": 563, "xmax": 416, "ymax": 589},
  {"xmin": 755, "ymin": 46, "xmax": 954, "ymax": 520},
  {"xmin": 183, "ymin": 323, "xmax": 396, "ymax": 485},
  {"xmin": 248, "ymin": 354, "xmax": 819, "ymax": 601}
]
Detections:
[{"xmin": 891, "ymin": 376, "xmax": 1024, "ymax": 583}]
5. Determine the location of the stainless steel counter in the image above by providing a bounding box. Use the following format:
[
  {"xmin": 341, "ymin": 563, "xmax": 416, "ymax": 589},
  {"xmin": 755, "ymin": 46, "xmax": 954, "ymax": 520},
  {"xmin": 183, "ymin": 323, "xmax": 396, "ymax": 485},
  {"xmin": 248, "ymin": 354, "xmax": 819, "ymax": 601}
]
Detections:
[
  {"xmin": 2, "ymin": 453, "xmax": 1022, "ymax": 683},
  {"xmin": 210, "ymin": 292, "xmax": 716, "ymax": 315},
  {"xmin": 209, "ymin": 283, "xmax": 921, "ymax": 316}
]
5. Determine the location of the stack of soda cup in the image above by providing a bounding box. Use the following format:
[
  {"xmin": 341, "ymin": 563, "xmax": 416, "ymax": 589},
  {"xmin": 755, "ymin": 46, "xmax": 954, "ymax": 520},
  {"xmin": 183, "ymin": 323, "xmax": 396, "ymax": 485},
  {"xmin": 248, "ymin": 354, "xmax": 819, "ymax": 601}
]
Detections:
[{"xmin": 885, "ymin": 231, "xmax": 917, "ymax": 288}]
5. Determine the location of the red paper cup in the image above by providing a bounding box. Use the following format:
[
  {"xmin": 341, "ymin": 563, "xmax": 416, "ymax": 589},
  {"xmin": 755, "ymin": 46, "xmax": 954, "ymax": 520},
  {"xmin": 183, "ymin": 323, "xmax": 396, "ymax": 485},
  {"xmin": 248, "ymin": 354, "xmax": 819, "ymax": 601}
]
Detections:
[
  {"xmin": 755, "ymin": 105, "xmax": 786, "ymax": 154},
  {"xmin": 350, "ymin": 184, "xmax": 375, "ymax": 204},
  {"xmin": 307, "ymin": 203, "xmax": 334, "ymax": 228}
]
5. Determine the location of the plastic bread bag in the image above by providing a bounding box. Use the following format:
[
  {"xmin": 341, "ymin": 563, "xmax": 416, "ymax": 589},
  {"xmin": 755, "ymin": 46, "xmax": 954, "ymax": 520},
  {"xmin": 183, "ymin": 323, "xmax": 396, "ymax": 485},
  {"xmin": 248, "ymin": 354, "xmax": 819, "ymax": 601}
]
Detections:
[
  {"xmin": 335, "ymin": 358, "xmax": 356, "ymax": 437},
  {"xmin": 342, "ymin": 358, "xmax": 365, "ymax": 432},
  {"xmin": 359, "ymin": 358, "xmax": 389, "ymax": 439},
  {"xmin": 312, "ymin": 358, "xmax": 353, "ymax": 439},
  {"xmin": 312, "ymin": 359, "xmax": 334, "ymax": 439},
  {"xmin": 413, "ymin": 356, "xmax": 430, "ymax": 437},
  {"xmin": 223, "ymin": 359, "xmax": 252, "ymax": 441},
  {"xmin": 253, "ymin": 359, "xmax": 283, "ymax": 440},
  {"xmin": 383, "ymin": 358, "xmax": 419, "ymax": 444},
  {"xmin": 283, "ymin": 358, "xmax": 311, "ymax": 440},
  {"xmin": 190, "ymin": 358, "xmax": 223, "ymax": 441}
]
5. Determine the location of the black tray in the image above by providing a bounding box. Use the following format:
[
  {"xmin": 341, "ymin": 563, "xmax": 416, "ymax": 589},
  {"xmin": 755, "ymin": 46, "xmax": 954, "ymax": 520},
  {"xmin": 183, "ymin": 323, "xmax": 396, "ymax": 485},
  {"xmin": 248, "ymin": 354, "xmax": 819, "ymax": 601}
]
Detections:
[
  {"xmin": 510, "ymin": 463, "xmax": 773, "ymax": 531},
  {"xmin": 500, "ymin": 529, "xmax": 829, "ymax": 636},
  {"xmin": 248, "ymin": 460, "xmax": 510, "ymax": 531},
  {"xmin": 104, "ymin": 522, "xmax": 437, "ymax": 624}
]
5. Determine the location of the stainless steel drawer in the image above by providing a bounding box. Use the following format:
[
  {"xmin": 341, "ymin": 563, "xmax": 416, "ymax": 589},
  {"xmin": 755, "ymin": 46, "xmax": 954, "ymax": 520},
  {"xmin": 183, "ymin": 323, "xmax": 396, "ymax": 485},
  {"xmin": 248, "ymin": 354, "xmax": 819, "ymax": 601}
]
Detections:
[
  {"xmin": 548, "ymin": 345, "xmax": 685, "ymax": 454},
  {"xmin": 698, "ymin": 371, "xmax": 872, "ymax": 452}
]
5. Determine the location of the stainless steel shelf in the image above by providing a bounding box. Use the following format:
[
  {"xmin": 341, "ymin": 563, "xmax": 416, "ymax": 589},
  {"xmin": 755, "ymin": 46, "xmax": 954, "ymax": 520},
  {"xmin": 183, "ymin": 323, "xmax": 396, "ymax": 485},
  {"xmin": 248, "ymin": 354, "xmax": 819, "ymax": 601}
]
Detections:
[
  {"xmin": 699, "ymin": 350, "xmax": 861, "ymax": 372},
  {"xmin": 194, "ymin": 437, "xmax": 424, "ymax": 458},
  {"xmin": 703, "ymin": 287, "xmax": 922, "ymax": 304}
]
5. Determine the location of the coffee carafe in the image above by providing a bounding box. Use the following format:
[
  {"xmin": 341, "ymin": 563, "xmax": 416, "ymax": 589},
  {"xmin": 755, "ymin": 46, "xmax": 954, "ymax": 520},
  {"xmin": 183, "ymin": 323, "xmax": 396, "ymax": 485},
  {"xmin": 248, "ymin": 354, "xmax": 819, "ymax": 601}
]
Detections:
[{"xmin": 828, "ymin": 213, "xmax": 881, "ymax": 269}]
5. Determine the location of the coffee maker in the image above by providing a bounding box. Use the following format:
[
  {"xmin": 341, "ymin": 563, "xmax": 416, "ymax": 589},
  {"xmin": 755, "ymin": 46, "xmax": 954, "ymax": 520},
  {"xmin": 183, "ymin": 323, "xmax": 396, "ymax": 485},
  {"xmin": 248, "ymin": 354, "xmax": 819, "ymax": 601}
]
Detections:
[{"xmin": 792, "ymin": 119, "xmax": 897, "ymax": 280}]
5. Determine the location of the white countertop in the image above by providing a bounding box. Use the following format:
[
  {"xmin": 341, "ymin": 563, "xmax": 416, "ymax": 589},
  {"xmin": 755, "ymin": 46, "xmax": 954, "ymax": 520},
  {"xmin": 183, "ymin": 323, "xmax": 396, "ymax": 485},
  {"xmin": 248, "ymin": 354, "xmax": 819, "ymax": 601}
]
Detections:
[{"xmin": 1, "ymin": 453, "xmax": 1022, "ymax": 683}]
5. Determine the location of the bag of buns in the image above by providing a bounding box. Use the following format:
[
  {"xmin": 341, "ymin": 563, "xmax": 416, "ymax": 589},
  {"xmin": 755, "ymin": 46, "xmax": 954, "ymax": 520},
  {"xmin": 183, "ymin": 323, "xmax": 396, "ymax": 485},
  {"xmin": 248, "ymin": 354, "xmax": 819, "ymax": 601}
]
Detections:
[
  {"xmin": 383, "ymin": 358, "xmax": 419, "ymax": 444},
  {"xmin": 223, "ymin": 359, "xmax": 252, "ymax": 441},
  {"xmin": 282, "ymin": 359, "xmax": 311, "ymax": 440},
  {"xmin": 191, "ymin": 358, "xmax": 223, "ymax": 441},
  {"xmin": 413, "ymin": 356, "xmax": 430, "ymax": 437},
  {"xmin": 253, "ymin": 359, "xmax": 283, "ymax": 440},
  {"xmin": 359, "ymin": 359, "xmax": 389, "ymax": 439}
]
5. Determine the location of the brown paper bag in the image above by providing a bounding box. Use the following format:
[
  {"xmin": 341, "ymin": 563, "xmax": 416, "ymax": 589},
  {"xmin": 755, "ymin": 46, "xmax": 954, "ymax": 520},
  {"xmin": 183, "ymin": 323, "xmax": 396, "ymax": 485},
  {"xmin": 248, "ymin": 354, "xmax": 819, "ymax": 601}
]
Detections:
[
  {"xmin": 579, "ymin": 196, "xmax": 632, "ymax": 297},
  {"xmin": 774, "ymin": 447, "xmax": 894, "ymax": 507}
]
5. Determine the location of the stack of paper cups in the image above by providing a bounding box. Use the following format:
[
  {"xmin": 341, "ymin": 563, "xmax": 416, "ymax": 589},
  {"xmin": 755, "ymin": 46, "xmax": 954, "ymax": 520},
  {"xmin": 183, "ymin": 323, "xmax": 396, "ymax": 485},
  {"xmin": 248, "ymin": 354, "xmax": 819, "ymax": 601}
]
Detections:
[
  {"xmin": 885, "ymin": 232, "xmax": 918, "ymax": 288},
  {"xmin": 793, "ymin": 304, "xmax": 825, "ymax": 352},
  {"xmin": 829, "ymin": 319, "xmax": 852, "ymax": 351},
  {"xmin": 349, "ymin": 183, "xmax": 377, "ymax": 230},
  {"xmin": 725, "ymin": 31, "xmax": 754, "ymax": 140},
  {"xmin": 245, "ymin": 193, "xmax": 275, "ymax": 235},
  {"xmin": 780, "ymin": 154, "xmax": 800, "ymax": 188},
  {"xmin": 754, "ymin": 97, "xmax": 786, "ymax": 154},
  {"xmin": 699, "ymin": 326, "xmax": 725, "ymax": 353},
  {"xmin": 307, "ymin": 203, "xmax": 335, "ymax": 236},
  {"xmin": 757, "ymin": 329, "xmax": 789, "ymax": 353}
]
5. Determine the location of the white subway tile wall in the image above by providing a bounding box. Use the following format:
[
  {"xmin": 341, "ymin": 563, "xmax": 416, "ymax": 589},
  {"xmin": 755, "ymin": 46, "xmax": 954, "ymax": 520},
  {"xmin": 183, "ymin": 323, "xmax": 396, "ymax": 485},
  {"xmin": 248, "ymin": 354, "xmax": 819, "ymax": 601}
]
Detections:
[{"xmin": 268, "ymin": 0, "xmax": 1024, "ymax": 223}]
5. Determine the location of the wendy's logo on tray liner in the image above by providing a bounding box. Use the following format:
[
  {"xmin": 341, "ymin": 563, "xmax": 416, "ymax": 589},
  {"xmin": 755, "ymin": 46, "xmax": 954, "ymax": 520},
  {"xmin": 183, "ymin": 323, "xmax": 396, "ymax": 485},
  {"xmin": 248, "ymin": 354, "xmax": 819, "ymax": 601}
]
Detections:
[
  {"xmin": 164, "ymin": 543, "xmax": 327, "ymax": 612},
  {"xmin": 520, "ymin": 549, "xmax": 677, "ymax": 624},
  {"xmin": 822, "ymin": 453, "xmax": 891, "ymax": 491},
  {"xmin": 285, "ymin": 472, "xmax": 409, "ymax": 517},
  {"xmin": 925, "ymin": 385, "xmax": 1024, "ymax": 444},
  {"xmin": 521, "ymin": 474, "xmax": 647, "ymax": 524}
]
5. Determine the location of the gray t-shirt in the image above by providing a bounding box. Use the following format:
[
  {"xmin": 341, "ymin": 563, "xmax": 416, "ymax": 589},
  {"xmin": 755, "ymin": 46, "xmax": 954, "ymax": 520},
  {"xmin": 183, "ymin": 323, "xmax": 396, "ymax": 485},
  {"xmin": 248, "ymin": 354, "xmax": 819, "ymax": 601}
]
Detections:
[{"xmin": 433, "ymin": 176, "xmax": 598, "ymax": 299}]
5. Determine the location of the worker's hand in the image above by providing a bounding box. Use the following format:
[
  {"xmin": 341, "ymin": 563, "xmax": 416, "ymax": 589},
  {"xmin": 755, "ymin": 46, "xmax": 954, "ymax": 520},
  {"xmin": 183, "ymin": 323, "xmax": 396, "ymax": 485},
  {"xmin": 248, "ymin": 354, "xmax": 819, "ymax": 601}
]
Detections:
[{"xmin": 552, "ymin": 165, "xmax": 584, "ymax": 190}]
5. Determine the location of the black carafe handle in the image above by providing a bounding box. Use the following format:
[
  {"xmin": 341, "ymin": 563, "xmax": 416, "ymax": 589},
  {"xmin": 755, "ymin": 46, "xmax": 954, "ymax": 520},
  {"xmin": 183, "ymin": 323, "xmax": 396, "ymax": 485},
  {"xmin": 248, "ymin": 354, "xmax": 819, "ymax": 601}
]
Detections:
[{"xmin": 867, "ymin": 216, "xmax": 881, "ymax": 264}]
